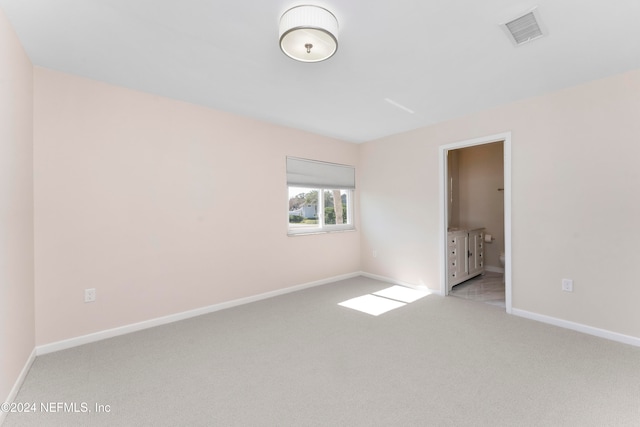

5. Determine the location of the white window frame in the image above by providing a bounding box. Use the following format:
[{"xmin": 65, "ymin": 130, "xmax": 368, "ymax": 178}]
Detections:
[
  {"xmin": 287, "ymin": 186, "xmax": 355, "ymax": 235},
  {"xmin": 286, "ymin": 157, "xmax": 356, "ymax": 236}
]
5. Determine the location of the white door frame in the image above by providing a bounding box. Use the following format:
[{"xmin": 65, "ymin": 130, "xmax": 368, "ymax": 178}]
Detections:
[{"xmin": 438, "ymin": 132, "xmax": 512, "ymax": 313}]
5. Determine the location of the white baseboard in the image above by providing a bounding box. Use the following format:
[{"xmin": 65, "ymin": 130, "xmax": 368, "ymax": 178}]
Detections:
[
  {"xmin": 362, "ymin": 271, "xmax": 639, "ymax": 348},
  {"xmin": 359, "ymin": 271, "xmax": 443, "ymax": 296},
  {"xmin": 29, "ymin": 272, "xmax": 640, "ymax": 365},
  {"xmin": 0, "ymin": 348, "xmax": 36, "ymax": 425},
  {"xmin": 484, "ymin": 266, "xmax": 504, "ymax": 273},
  {"xmin": 36, "ymin": 272, "xmax": 361, "ymax": 356},
  {"xmin": 512, "ymin": 308, "xmax": 640, "ymax": 348}
]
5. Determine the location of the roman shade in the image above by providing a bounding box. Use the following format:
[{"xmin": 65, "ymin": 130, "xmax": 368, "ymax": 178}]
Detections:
[{"xmin": 286, "ymin": 157, "xmax": 355, "ymax": 189}]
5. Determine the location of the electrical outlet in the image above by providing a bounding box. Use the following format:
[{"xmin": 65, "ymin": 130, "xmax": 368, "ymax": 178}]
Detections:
[
  {"xmin": 561, "ymin": 279, "xmax": 573, "ymax": 292},
  {"xmin": 372, "ymin": 250, "xmax": 378, "ymax": 258},
  {"xmin": 84, "ymin": 288, "xmax": 96, "ymax": 303}
]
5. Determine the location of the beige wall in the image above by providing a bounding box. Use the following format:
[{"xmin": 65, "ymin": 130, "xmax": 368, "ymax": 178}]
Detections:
[
  {"xmin": 456, "ymin": 142, "xmax": 504, "ymax": 269},
  {"xmin": 33, "ymin": 68, "xmax": 360, "ymax": 345},
  {"xmin": 361, "ymin": 68, "xmax": 640, "ymax": 338},
  {"xmin": 0, "ymin": 9, "xmax": 34, "ymax": 404}
]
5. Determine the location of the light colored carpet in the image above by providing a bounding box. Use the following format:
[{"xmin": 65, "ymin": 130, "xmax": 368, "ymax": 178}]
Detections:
[{"xmin": 4, "ymin": 276, "xmax": 640, "ymax": 426}]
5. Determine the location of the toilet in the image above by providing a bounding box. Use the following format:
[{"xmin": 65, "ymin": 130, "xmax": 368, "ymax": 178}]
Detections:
[{"xmin": 499, "ymin": 251, "xmax": 505, "ymax": 283}]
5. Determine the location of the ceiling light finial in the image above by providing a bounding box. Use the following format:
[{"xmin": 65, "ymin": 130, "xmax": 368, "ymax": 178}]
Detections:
[{"xmin": 279, "ymin": 5, "xmax": 339, "ymax": 62}]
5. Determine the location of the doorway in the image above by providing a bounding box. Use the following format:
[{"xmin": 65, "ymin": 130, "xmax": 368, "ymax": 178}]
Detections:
[{"xmin": 439, "ymin": 132, "xmax": 512, "ymax": 313}]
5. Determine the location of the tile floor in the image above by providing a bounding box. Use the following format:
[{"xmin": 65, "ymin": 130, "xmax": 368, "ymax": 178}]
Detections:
[{"xmin": 449, "ymin": 271, "xmax": 505, "ymax": 308}]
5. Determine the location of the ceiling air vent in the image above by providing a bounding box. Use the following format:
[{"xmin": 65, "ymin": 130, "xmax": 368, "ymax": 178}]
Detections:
[{"xmin": 502, "ymin": 7, "xmax": 546, "ymax": 46}]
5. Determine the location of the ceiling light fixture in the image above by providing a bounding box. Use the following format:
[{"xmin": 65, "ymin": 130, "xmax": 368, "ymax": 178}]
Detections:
[{"xmin": 279, "ymin": 5, "xmax": 339, "ymax": 63}]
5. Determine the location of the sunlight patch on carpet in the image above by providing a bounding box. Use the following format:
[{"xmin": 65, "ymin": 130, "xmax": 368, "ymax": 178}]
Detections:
[
  {"xmin": 373, "ymin": 285, "xmax": 431, "ymax": 303},
  {"xmin": 338, "ymin": 294, "xmax": 406, "ymax": 316}
]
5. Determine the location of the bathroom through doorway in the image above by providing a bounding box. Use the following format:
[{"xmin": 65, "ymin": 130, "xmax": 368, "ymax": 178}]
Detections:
[{"xmin": 439, "ymin": 132, "xmax": 512, "ymax": 313}]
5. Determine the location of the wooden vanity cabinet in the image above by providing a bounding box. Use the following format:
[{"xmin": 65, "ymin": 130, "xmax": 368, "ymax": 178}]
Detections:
[{"xmin": 447, "ymin": 228, "xmax": 484, "ymax": 292}]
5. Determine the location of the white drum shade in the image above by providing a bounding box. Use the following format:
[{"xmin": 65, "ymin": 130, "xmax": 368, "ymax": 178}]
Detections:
[{"xmin": 279, "ymin": 5, "xmax": 338, "ymax": 62}]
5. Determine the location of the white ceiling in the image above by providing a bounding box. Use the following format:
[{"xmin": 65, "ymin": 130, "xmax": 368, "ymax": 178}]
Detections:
[{"xmin": 2, "ymin": 0, "xmax": 640, "ymax": 143}]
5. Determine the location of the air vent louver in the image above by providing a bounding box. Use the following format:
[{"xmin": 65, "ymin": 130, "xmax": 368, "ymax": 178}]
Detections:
[{"xmin": 502, "ymin": 8, "xmax": 545, "ymax": 46}]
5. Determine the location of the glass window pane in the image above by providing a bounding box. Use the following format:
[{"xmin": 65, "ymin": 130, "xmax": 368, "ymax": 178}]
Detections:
[
  {"xmin": 324, "ymin": 189, "xmax": 348, "ymax": 225},
  {"xmin": 288, "ymin": 186, "xmax": 352, "ymax": 234},
  {"xmin": 288, "ymin": 187, "xmax": 319, "ymax": 229}
]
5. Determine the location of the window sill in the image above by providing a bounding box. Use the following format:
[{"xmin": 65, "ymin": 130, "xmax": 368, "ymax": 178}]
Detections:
[{"xmin": 287, "ymin": 228, "xmax": 357, "ymax": 237}]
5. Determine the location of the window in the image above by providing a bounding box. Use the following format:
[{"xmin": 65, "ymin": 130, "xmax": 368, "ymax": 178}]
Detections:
[{"xmin": 286, "ymin": 157, "xmax": 355, "ymax": 235}]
